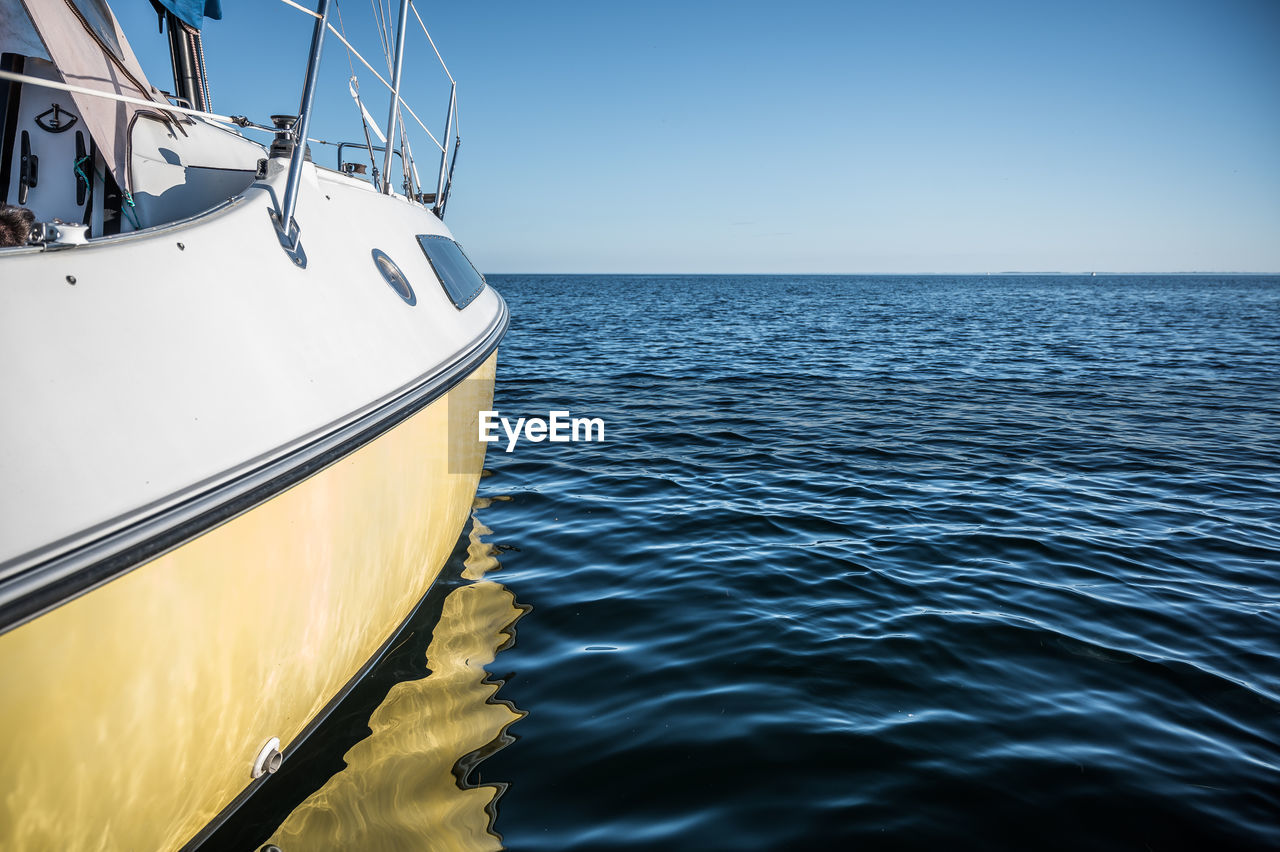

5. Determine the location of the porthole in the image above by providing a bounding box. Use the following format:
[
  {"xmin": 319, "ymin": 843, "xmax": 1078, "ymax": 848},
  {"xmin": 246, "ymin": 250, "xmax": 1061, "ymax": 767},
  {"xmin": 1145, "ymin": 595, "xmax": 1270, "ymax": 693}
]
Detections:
[{"xmin": 371, "ymin": 249, "xmax": 416, "ymax": 306}]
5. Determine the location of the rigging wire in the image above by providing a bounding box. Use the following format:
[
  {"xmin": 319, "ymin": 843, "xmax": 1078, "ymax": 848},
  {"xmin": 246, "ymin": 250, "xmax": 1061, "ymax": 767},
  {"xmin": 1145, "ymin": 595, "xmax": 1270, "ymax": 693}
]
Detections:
[
  {"xmin": 368, "ymin": 0, "xmax": 405, "ymax": 189},
  {"xmin": 384, "ymin": 0, "xmax": 413, "ymax": 195},
  {"xmin": 272, "ymin": 0, "xmax": 463, "ymax": 213},
  {"xmin": 10, "ymin": 0, "xmax": 458, "ymax": 209},
  {"xmin": 273, "ymin": 0, "xmax": 445, "ymax": 152},
  {"xmin": 408, "ymin": 1, "xmax": 453, "ymax": 84},
  {"xmin": 334, "ymin": 0, "xmax": 383, "ymax": 184},
  {"xmin": 397, "ymin": 107, "xmax": 417, "ymax": 197},
  {"xmin": 0, "ymin": 69, "xmax": 265, "ymax": 130},
  {"xmin": 277, "ymin": 0, "xmax": 319, "ymax": 19},
  {"xmin": 384, "ymin": 0, "xmax": 397, "ymax": 70},
  {"xmin": 370, "ymin": 0, "xmax": 392, "ymax": 74},
  {"xmin": 406, "ymin": 0, "xmax": 460, "ymax": 193}
]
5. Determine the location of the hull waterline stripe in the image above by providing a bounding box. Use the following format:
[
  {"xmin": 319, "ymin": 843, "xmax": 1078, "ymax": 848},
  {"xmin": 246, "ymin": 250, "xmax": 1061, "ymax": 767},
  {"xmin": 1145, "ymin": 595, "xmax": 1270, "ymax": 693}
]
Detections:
[{"xmin": 0, "ymin": 297, "xmax": 507, "ymax": 635}]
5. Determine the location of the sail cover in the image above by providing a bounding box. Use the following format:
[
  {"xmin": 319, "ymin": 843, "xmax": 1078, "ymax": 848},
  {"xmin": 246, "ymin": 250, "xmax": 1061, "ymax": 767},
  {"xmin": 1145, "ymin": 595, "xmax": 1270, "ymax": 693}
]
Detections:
[
  {"xmin": 151, "ymin": 0, "xmax": 222, "ymax": 30},
  {"xmin": 17, "ymin": 0, "xmax": 169, "ymax": 192}
]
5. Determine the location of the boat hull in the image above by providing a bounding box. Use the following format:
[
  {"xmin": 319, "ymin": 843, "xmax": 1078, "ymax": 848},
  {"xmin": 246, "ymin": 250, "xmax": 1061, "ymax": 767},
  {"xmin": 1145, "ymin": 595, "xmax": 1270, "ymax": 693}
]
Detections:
[{"xmin": 0, "ymin": 353, "xmax": 496, "ymax": 850}]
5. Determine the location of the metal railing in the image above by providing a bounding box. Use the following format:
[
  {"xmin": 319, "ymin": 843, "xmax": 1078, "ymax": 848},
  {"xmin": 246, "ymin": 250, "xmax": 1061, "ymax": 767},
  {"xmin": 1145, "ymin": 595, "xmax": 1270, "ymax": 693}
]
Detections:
[
  {"xmin": 273, "ymin": 0, "xmax": 331, "ymax": 264},
  {"xmin": 277, "ymin": 0, "xmax": 461, "ymax": 216},
  {"xmin": 0, "ymin": 0, "xmax": 460, "ymax": 264}
]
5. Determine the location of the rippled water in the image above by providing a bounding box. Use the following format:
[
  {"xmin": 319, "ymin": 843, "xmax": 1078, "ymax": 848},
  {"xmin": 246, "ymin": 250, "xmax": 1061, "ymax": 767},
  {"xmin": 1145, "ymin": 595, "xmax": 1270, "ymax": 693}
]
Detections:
[{"xmin": 226, "ymin": 275, "xmax": 1280, "ymax": 850}]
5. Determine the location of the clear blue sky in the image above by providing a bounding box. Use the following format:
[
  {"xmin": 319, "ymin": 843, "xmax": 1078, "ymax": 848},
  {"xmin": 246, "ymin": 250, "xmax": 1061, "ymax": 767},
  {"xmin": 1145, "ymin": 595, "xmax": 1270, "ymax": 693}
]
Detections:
[{"xmin": 114, "ymin": 1, "xmax": 1279, "ymax": 273}]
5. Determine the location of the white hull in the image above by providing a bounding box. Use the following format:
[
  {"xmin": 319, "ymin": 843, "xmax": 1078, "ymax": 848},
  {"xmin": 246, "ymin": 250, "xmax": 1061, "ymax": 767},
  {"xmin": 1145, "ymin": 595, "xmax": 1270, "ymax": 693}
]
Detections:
[{"xmin": 1, "ymin": 154, "xmax": 506, "ymax": 584}]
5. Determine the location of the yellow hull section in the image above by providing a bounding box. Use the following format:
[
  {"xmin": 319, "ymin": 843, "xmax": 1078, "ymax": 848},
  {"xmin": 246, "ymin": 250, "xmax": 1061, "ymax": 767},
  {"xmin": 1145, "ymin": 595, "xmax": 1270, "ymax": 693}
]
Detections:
[
  {"xmin": 0, "ymin": 355, "xmax": 496, "ymax": 850},
  {"xmin": 268, "ymin": 509, "xmax": 526, "ymax": 852}
]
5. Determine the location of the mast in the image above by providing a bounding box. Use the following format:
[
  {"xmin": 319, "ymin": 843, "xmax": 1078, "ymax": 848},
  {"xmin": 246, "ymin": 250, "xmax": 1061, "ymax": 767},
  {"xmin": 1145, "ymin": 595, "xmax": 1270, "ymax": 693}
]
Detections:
[{"xmin": 162, "ymin": 12, "xmax": 211, "ymax": 111}]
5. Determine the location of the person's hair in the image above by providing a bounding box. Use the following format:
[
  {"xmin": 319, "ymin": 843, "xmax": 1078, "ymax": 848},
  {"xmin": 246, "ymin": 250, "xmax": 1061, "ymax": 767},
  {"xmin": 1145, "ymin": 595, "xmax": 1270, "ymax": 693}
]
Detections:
[{"xmin": 0, "ymin": 204, "xmax": 35, "ymax": 247}]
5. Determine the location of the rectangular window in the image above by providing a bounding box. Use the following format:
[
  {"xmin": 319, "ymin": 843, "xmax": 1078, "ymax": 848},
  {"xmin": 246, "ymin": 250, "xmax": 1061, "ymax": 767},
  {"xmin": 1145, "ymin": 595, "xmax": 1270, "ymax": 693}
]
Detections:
[{"xmin": 416, "ymin": 235, "xmax": 486, "ymax": 310}]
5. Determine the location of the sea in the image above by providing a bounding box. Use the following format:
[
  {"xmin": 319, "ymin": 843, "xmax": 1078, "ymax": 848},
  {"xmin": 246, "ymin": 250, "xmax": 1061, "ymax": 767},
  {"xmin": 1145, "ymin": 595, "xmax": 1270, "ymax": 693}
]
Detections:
[{"xmin": 214, "ymin": 275, "xmax": 1280, "ymax": 851}]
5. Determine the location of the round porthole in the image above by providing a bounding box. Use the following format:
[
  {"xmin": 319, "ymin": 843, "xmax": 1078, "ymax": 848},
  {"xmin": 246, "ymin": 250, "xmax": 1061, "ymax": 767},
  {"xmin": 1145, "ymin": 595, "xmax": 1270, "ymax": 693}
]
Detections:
[{"xmin": 371, "ymin": 249, "xmax": 416, "ymax": 305}]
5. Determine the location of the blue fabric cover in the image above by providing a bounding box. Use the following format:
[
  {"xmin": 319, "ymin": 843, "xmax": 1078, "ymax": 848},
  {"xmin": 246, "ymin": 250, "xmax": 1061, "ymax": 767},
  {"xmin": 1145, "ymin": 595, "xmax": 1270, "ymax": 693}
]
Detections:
[{"xmin": 153, "ymin": 0, "xmax": 222, "ymax": 29}]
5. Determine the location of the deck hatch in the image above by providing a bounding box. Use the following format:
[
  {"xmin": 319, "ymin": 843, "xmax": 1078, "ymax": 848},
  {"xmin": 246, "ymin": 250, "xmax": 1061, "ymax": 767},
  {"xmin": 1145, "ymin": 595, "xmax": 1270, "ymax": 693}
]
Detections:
[{"xmin": 416, "ymin": 235, "xmax": 485, "ymax": 310}]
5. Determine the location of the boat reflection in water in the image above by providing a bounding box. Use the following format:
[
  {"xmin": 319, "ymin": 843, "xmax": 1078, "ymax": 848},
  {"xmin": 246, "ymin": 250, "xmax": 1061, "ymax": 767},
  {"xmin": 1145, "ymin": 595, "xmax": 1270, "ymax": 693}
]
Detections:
[{"xmin": 267, "ymin": 495, "xmax": 527, "ymax": 851}]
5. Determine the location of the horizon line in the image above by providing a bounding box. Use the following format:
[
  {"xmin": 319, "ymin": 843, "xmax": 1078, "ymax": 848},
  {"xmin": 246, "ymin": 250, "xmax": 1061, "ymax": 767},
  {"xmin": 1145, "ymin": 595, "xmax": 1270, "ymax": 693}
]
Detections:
[{"xmin": 482, "ymin": 271, "xmax": 1280, "ymax": 277}]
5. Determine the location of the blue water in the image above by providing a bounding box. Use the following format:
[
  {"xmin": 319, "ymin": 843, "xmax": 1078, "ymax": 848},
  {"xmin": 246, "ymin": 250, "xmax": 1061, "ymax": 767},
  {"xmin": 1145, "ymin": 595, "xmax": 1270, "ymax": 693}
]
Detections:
[
  {"xmin": 226, "ymin": 275, "xmax": 1280, "ymax": 850},
  {"xmin": 476, "ymin": 275, "xmax": 1280, "ymax": 850}
]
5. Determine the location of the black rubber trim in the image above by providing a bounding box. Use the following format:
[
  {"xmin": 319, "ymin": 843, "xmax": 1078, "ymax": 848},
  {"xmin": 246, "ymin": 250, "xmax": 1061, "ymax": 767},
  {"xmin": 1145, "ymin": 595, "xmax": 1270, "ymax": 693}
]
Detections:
[{"xmin": 0, "ymin": 296, "xmax": 507, "ymax": 635}]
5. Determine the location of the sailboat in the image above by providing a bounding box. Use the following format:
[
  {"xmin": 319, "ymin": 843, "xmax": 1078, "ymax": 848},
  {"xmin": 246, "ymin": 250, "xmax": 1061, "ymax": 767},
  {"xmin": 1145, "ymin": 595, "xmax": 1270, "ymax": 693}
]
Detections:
[{"xmin": 0, "ymin": 0, "xmax": 506, "ymax": 847}]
